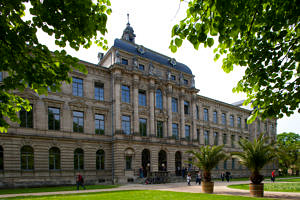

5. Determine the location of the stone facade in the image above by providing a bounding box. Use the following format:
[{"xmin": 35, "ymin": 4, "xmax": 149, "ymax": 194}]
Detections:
[{"xmin": 0, "ymin": 23, "xmax": 277, "ymax": 188}]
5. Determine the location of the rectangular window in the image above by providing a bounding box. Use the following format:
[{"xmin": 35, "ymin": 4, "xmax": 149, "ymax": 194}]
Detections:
[
  {"xmin": 0, "ymin": 72, "xmax": 2, "ymax": 82},
  {"xmin": 204, "ymin": 108, "xmax": 209, "ymax": 121},
  {"xmin": 213, "ymin": 111, "xmax": 218, "ymax": 123},
  {"xmin": 197, "ymin": 129, "xmax": 200, "ymax": 143},
  {"xmin": 184, "ymin": 101, "xmax": 189, "ymax": 115},
  {"xmin": 232, "ymin": 159, "xmax": 235, "ymax": 169},
  {"xmin": 121, "ymin": 58, "xmax": 128, "ymax": 65},
  {"xmin": 139, "ymin": 64, "xmax": 145, "ymax": 71},
  {"xmin": 138, "ymin": 90, "xmax": 146, "ymax": 106},
  {"xmin": 196, "ymin": 105, "xmax": 199, "ymax": 120},
  {"xmin": 95, "ymin": 114, "xmax": 105, "ymax": 135},
  {"xmin": 270, "ymin": 124, "xmax": 274, "ymax": 134},
  {"xmin": 224, "ymin": 160, "xmax": 227, "ymax": 169},
  {"xmin": 73, "ymin": 111, "xmax": 84, "ymax": 133},
  {"xmin": 184, "ymin": 79, "xmax": 188, "ymax": 85},
  {"xmin": 264, "ymin": 122, "xmax": 267, "ymax": 133},
  {"xmin": 245, "ymin": 119, "xmax": 248, "ymax": 130},
  {"xmin": 214, "ymin": 132, "xmax": 219, "ymax": 145},
  {"xmin": 171, "ymin": 75, "xmax": 176, "ymax": 81},
  {"xmin": 185, "ymin": 125, "xmax": 190, "ymax": 140},
  {"xmin": 172, "ymin": 123, "xmax": 178, "ymax": 139},
  {"xmin": 157, "ymin": 121, "xmax": 163, "ymax": 138},
  {"xmin": 223, "ymin": 134, "xmax": 227, "ymax": 144},
  {"xmin": 237, "ymin": 117, "xmax": 241, "ymax": 128},
  {"xmin": 204, "ymin": 130, "xmax": 209, "ymax": 145},
  {"xmin": 122, "ymin": 115, "xmax": 131, "ymax": 135},
  {"xmin": 257, "ymin": 119, "xmax": 261, "ymax": 133},
  {"xmin": 20, "ymin": 105, "xmax": 33, "ymax": 128},
  {"xmin": 231, "ymin": 135, "xmax": 235, "ymax": 148},
  {"xmin": 222, "ymin": 113, "xmax": 226, "ymax": 125},
  {"xmin": 48, "ymin": 107, "xmax": 60, "ymax": 130},
  {"xmin": 230, "ymin": 115, "xmax": 234, "ymax": 127},
  {"xmin": 72, "ymin": 77, "xmax": 83, "ymax": 97},
  {"xmin": 139, "ymin": 118, "xmax": 147, "ymax": 136},
  {"xmin": 94, "ymin": 82, "xmax": 104, "ymax": 101},
  {"xmin": 125, "ymin": 155, "xmax": 132, "ymax": 170},
  {"xmin": 172, "ymin": 98, "xmax": 178, "ymax": 112},
  {"xmin": 121, "ymin": 85, "xmax": 130, "ymax": 103}
]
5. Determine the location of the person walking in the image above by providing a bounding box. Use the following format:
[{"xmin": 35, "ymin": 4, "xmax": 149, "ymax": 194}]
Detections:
[
  {"xmin": 187, "ymin": 173, "xmax": 191, "ymax": 186},
  {"xmin": 225, "ymin": 171, "xmax": 230, "ymax": 182},
  {"xmin": 196, "ymin": 171, "xmax": 202, "ymax": 185},
  {"xmin": 221, "ymin": 172, "xmax": 225, "ymax": 182},
  {"xmin": 271, "ymin": 170, "xmax": 276, "ymax": 182},
  {"xmin": 76, "ymin": 172, "xmax": 86, "ymax": 190}
]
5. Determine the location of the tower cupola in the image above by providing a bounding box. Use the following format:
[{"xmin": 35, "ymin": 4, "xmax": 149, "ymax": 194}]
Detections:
[{"xmin": 121, "ymin": 14, "xmax": 136, "ymax": 43}]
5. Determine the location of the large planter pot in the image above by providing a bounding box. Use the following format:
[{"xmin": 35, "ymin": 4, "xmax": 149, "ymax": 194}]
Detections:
[
  {"xmin": 202, "ymin": 181, "xmax": 214, "ymax": 193},
  {"xmin": 249, "ymin": 183, "xmax": 264, "ymax": 197}
]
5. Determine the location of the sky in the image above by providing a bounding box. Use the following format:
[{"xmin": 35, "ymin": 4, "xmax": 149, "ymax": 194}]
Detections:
[{"xmin": 36, "ymin": 0, "xmax": 299, "ymax": 134}]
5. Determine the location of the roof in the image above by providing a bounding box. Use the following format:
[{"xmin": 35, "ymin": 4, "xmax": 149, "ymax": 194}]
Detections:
[{"xmin": 113, "ymin": 39, "xmax": 193, "ymax": 75}]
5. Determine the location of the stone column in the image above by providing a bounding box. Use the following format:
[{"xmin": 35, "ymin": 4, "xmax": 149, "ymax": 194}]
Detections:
[
  {"xmin": 149, "ymin": 79, "xmax": 155, "ymax": 136},
  {"xmin": 133, "ymin": 76, "xmax": 139, "ymax": 134},
  {"xmin": 192, "ymin": 94, "xmax": 197, "ymax": 141},
  {"xmin": 180, "ymin": 89, "xmax": 185, "ymax": 139},
  {"xmin": 167, "ymin": 85, "xmax": 173, "ymax": 137},
  {"xmin": 114, "ymin": 72, "xmax": 121, "ymax": 131}
]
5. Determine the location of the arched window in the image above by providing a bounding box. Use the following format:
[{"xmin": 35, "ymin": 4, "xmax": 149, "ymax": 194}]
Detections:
[
  {"xmin": 0, "ymin": 146, "xmax": 3, "ymax": 170},
  {"xmin": 74, "ymin": 148, "xmax": 84, "ymax": 170},
  {"xmin": 175, "ymin": 151, "xmax": 181, "ymax": 176},
  {"xmin": 49, "ymin": 147, "xmax": 60, "ymax": 170},
  {"xmin": 156, "ymin": 89, "xmax": 163, "ymax": 109},
  {"xmin": 21, "ymin": 145, "xmax": 34, "ymax": 170},
  {"xmin": 96, "ymin": 149, "xmax": 105, "ymax": 170}
]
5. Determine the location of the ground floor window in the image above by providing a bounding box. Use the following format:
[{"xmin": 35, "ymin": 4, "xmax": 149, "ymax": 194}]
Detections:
[
  {"xmin": 21, "ymin": 145, "xmax": 34, "ymax": 170},
  {"xmin": 74, "ymin": 148, "xmax": 84, "ymax": 170},
  {"xmin": 126, "ymin": 156, "xmax": 132, "ymax": 170},
  {"xmin": 96, "ymin": 149, "xmax": 105, "ymax": 170},
  {"xmin": 49, "ymin": 147, "xmax": 60, "ymax": 170}
]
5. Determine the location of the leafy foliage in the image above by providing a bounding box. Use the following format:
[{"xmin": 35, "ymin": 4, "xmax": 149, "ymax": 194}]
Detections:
[
  {"xmin": 187, "ymin": 145, "xmax": 227, "ymax": 182},
  {"xmin": 170, "ymin": 0, "xmax": 300, "ymax": 123},
  {"xmin": 232, "ymin": 135, "xmax": 277, "ymax": 184},
  {"xmin": 277, "ymin": 132, "xmax": 300, "ymax": 175},
  {"xmin": 0, "ymin": 0, "xmax": 111, "ymax": 132}
]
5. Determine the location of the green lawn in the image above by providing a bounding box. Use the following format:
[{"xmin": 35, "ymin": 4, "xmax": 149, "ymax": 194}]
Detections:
[
  {"xmin": 1, "ymin": 190, "xmax": 275, "ymax": 200},
  {"xmin": 275, "ymin": 178, "xmax": 300, "ymax": 182},
  {"xmin": 228, "ymin": 183, "xmax": 300, "ymax": 192},
  {"xmin": 0, "ymin": 185, "xmax": 118, "ymax": 195}
]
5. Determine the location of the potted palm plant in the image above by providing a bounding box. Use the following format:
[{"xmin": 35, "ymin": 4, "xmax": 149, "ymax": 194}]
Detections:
[
  {"xmin": 231, "ymin": 135, "xmax": 276, "ymax": 197},
  {"xmin": 187, "ymin": 145, "xmax": 227, "ymax": 193}
]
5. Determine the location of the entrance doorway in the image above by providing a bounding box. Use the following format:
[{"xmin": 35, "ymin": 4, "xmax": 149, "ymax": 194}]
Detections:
[
  {"xmin": 158, "ymin": 150, "xmax": 167, "ymax": 171},
  {"xmin": 175, "ymin": 151, "xmax": 182, "ymax": 176},
  {"xmin": 142, "ymin": 149, "xmax": 150, "ymax": 177}
]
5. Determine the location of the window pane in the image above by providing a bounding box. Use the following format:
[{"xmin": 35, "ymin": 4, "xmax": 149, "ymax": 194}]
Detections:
[
  {"xmin": 72, "ymin": 77, "xmax": 83, "ymax": 97},
  {"xmin": 185, "ymin": 125, "xmax": 190, "ymax": 140},
  {"xmin": 20, "ymin": 105, "xmax": 33, "ymax": 128},
  {"xmin": 184, "ymin": 101, "xmax": 189, "ymax": 115},
  {"xmin": 172, "ymin": 123, "xmax": 178, "ymax": 139},
  {"xmin": 157, "ymin": 121, "xmax": 163, "ymax": 138},
  {"xmin": 73, "ymin": 111, "xmax": 84, "ymax": 133},
  {"xmin": 139, "ymin": 118, "xmax": 147, "ymax": 136},
  {"xmin": 122, "ymin": 116, "xmax": 131, "ymax": 135},
  {"xmin": 204, "ymin": 108, "xmax": 208, "ymax": 121},
  {"xmin": 204, "ymin": 131, "xmax": 209, "ymax": 145},
  {"xmin": 172, "ymin": 98, "xmax": 178, "ymax": 112},
  {"xmin": 213, "ymin": 111, "xmax": 218, "ymax": 123},
  {"xmin": 95, "ymin": 83, "xmax": 104, "ymax": 101},
  {"xmin": 156, "ymin": 90, "xmax": 163, "ymax": 109},
  {"xmin": 122, "ymin": 58, "xmax": 128, "ymax": 65},
  {"xmin": 48, "ymin": 107, "xmax": 60, "ymax": 130},
  {"xmin": 138, "ymin": 91, "xmax": 146, "ymax": 106},
  {"xmin": 95, "ymin": 114, "xmax": 105, "ymax": 135},
  {"xmin": 121, "ymin": 85, "xmax": 130, "ymax": 103},
  {"xmin": 126, "ymin": 156, "xmax": 132, "ymax": 170},
  {"xmin": 21, "ymin": 146, "xmax": 34, "ymax": 170}
]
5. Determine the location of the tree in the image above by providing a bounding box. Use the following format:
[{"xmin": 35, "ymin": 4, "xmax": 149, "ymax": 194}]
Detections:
[
  {"xmin": 187, "ymin": 145, "xmax": 227, "ymax": 182},
  {"xmin": 0, "ymin": 0, "xmax": 111, "ymax": 132},
  {"xmin": 170, "ymin": 0, "xmax": 299, "ymax": 123},
  {"xmin": 277, "ymin": 132, "xmax": 300, "ymax": 175},
  {"xmin": 232, "ymin": 135, "xmax": 276, "ymax": 184}
]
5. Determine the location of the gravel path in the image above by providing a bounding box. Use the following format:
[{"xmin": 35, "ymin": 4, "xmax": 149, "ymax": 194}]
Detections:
[{"xmin": 0, "ymin": 181, "xmax": 299, "ymax": 199}]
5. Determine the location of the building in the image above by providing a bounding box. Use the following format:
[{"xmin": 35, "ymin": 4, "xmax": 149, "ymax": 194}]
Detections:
[{"xmin": 0, "ymin": 21, "xmax": 277, "ymax": 188}]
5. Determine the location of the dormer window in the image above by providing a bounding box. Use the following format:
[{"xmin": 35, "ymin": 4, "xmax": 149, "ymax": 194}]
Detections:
[
  {"xmin": 137, "ymin": 45, "xmax": 145, "ymax": 54},
  {"xmin": 121, "ymin": 58, "xmax": 128, "ymax": 65},
  {"xmin": 184, "ymin": 79, "xmax": 188, "ymax": 85},
  {"xmin": 139, "ymin": 64, "xmax": 145, "ymax": 71},
  {"xmin": 171, "ymin": 75, "xmax": 176, "ymax": 81},
  {"xmin": 169, "ymin": 58, "xmax": 176, "ymax": 67}
]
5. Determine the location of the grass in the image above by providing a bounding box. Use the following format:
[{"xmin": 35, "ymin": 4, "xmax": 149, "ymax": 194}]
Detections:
[
  {"xmin": 0, "ymin": 185, "xmax": 118, "ymax": 195},
  {"xmin": 1, "ymin": 190, "xmax": 275, "ymax": 200},
  {"xmin": 274, "ymin": 178, "xmax": 300, "ymax": 182},
  {"xmin": 228, "ymin": 183, "xmax": 300, "ymax": 192}
]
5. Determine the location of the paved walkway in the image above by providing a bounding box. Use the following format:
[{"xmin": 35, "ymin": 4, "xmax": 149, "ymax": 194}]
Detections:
[{"xmin": 0, "ymin": 181, "xmax": 299, "ymax": 199}]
